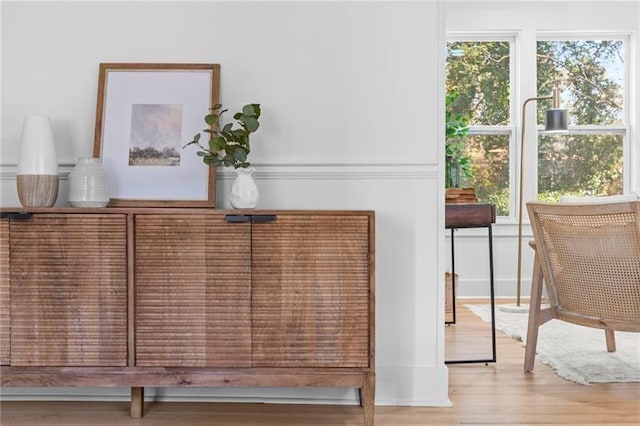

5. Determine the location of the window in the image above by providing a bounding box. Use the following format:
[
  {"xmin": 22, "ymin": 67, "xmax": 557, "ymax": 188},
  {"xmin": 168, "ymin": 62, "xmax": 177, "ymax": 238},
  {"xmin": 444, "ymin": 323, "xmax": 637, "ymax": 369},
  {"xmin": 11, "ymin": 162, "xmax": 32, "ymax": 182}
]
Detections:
[
  {"xmin": 446, "ymin": 34, "xmax": 632, "ymax": 217},
  {"xmin": 537, "ymin": 38, "xmax": 627, "ymax": 200},
  {"xmin": 446, "ymin": 39, "xmax": 513, "ymax": 216}
]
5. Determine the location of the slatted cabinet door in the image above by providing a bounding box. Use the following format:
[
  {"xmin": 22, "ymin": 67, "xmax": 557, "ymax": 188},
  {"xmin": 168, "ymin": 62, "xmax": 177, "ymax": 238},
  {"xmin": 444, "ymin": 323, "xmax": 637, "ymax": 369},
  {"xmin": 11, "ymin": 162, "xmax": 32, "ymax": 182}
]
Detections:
[
  {"xmin": 252, "ymin": 214, "xmax": 371, "ymax": 367},
  {"xmin": 1, "ymin": 219, "xmax": 10, "ymax": 366},
  {"xmin": 135, "ymin": 215, "xmax": 252, "ymax": 367},
  {"xmin": 9, "ymin": 214, "xmax": 127, "ymax": 367}
]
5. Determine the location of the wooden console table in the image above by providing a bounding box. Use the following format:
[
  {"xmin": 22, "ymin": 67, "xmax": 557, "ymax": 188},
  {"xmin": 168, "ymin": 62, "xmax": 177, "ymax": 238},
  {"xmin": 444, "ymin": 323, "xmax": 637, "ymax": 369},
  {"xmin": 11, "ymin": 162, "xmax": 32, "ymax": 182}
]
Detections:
[
  {"xmin": 0, "ymin": 207, "xmax": 375, "ymax": 425},
  {"xmin": 445, "ymin": 203, "xmax": 497, "ymax": 364}
]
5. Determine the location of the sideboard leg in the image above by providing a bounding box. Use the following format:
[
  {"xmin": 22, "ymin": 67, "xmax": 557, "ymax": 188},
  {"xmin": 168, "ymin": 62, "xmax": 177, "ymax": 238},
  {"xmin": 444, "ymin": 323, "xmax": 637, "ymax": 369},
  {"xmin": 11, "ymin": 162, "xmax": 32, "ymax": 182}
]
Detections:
[
  {"xmin": 130, "ymin": 387, "xmax": 144, "ymax": 418},
  {"xmin": 360, "ymin": 373, "xmax": 375, "ymax": 426}
]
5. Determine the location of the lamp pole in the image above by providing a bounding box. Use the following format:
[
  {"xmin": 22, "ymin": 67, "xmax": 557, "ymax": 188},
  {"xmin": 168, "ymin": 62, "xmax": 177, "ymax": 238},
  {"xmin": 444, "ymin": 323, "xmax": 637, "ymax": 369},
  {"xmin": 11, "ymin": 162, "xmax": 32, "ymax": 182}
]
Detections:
[
  {"xmin": 516, "ymin": 87, "xmax": 566, "ymax": 307},
  {"xmin": 516, "ymin": 95, "xmax": 551, "ymax": 307}
]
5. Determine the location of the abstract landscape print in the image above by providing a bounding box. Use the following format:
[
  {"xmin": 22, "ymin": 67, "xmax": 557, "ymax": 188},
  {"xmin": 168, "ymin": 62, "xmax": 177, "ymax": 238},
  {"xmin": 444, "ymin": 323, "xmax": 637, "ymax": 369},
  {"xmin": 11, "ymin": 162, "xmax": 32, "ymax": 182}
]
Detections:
[{"xmin": 129, "ymin": 104, "xmax": 183, "ymax": 166}]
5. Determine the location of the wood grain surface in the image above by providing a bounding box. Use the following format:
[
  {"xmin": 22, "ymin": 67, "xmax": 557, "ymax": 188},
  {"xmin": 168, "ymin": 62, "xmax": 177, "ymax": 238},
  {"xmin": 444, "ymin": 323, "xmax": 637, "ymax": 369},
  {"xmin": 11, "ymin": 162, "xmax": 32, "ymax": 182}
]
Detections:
[
  {"xmin": 251, "ymin": 215, "xmax": 370, "ymax": 368},
  {"xmin": 135, "ymin": 214, "xmax": 252, "ymax": 367},
  {"xmin": 0, "ymin": 220, "xmax": 10, "ymax": 365},
  {"xmin": 9, "ymin": 214, "xmax": 127, "ymax": 367},
  {"xmin": 1, "ymin": 209, "xmax": 376, "ymax": 425},
  {"xmin": 2, "ymin": 301, "xmax": 638, "ymax": 425}
]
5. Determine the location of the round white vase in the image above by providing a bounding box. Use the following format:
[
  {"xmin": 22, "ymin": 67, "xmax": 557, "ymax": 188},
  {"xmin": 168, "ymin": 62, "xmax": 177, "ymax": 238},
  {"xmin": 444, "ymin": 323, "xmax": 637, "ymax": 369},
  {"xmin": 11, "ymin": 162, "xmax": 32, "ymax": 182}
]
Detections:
[
  {"xmin": 68, "ymin": 157, "xmax": 110, "ymax": 207},
  {"xmin": 229, "ymin": 167, "xmax": 259, "ymax": 209}
]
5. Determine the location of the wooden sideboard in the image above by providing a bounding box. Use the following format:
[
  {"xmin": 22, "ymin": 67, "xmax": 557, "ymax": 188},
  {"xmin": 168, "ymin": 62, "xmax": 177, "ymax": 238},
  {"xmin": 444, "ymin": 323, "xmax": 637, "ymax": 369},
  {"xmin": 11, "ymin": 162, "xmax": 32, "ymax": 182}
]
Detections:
[{"xmin": 0, "ymin": 208, "xmax": 375, "ymax": 425}]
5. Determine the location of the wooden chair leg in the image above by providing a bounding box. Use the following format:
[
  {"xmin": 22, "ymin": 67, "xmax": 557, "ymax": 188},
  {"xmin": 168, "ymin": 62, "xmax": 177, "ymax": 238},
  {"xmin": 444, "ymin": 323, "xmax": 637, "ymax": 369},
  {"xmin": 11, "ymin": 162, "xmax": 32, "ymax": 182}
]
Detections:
[
  {"xmin": 359, "ymin": 373, "xmax": 375, "ymax": 426},
  {"xmin": 130, "ymin": 387, "xmax": 144, "ymax": 418},
  {"xmin": 524, "ymin": 252, "xmax": 544, "ymax": 372},
  {"xmin": 605, "ymin": 329, "xmax": 616, "ymax": 352}
]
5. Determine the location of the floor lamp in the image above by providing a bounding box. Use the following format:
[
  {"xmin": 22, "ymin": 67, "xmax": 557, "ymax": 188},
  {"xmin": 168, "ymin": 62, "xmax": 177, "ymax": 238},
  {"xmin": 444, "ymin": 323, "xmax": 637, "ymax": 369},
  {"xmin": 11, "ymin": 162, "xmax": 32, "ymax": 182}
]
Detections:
[{"xmin": 502, "ymin": 87, "xmax": 568, "ymax": 313}]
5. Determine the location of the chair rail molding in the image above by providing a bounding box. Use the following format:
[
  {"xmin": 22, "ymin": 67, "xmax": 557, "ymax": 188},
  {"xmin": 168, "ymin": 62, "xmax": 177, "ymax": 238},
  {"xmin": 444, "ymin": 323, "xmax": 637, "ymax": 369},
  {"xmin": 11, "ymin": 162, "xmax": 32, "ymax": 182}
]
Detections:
[{"xmin": 1, "ymin": 161, "xmax": 439, "ymax": 181}]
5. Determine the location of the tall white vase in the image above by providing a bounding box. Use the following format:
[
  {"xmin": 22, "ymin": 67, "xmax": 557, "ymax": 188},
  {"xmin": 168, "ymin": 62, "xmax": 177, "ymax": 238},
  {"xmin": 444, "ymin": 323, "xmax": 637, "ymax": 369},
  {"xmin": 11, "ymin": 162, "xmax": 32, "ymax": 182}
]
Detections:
[
  {"xmin": 16, "ymin": 115, "xmax": 59, "ymax": 207},
  {"xmin": 229, "ymin": 167, "xmax": 259, "ymax": 209}
]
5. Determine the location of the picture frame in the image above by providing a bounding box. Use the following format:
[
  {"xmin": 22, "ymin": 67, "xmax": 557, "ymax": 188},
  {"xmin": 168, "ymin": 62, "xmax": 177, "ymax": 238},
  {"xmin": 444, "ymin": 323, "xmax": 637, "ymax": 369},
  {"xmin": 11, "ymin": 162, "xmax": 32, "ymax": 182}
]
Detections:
[{"xmin": 93, "ymin": 63, "xmax": 220, "ymax": 207}]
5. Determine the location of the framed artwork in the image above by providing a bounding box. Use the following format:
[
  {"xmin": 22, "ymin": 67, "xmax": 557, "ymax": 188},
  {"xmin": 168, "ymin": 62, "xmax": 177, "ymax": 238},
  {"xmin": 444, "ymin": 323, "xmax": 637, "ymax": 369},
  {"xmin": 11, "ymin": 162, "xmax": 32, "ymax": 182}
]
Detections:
[{"xmin": 93, "ymin": 63, "xmax": 220, "ymax": 207}]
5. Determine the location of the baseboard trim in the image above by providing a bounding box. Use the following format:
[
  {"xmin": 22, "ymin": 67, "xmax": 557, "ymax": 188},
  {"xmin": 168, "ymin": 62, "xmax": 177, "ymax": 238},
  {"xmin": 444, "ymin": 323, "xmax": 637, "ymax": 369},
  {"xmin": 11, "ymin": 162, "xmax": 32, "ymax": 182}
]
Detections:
[{"xmin": 375, "ymin": 365, "xmax": 450, "ymax": 406}]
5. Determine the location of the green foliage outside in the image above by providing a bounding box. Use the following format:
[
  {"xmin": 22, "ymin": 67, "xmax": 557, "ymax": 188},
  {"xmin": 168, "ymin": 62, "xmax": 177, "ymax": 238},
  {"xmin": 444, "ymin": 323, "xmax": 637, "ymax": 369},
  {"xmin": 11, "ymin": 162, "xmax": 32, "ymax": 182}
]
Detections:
[
  {"xmin": 463, "ymin": 134, "xmax": 510, "ymax": 215},
  {"xmin": 538, "ymin": 134, "xmax": 624, "ymax": 200},
  {"xmin": 447, "ymin": 41, "xmax": 511, "ymax": 214},
  {"xmin": 445, "ymin": 92, "xmax": 471, "ymax": 187},
  {"xmin": 537, "ymin": 40, "xmax": 624, "ymax": 201},
  {"xmin": 536, "ymin": 40, "xmax": 623, "ymax": 126},
  {"xmin": 446, "ymin": 40, "xmax": 624, "ymax": 214}
]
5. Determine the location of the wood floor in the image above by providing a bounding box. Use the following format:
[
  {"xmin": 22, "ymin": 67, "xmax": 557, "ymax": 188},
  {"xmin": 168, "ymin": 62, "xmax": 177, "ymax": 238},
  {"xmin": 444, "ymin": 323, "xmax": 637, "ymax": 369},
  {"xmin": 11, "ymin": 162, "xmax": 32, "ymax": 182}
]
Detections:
[{"xmin": 1, "ymin": 300, "xmax": 639, "ymax": 425}]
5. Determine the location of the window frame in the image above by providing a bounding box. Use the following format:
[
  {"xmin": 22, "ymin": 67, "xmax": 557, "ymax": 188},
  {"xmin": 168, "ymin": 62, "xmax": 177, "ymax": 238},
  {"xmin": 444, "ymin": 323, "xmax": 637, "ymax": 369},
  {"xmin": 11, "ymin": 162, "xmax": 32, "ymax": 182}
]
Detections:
[
  {"xmin": 446, "ymin": 33, "xmax": 517, "ymax": 221},
  {"xmin": 535, "ymin": 32, "xmax": 632, "ymax": 197},
  {"xmin": 445, "ymin": 31, "xmax": 635, "ymax": 222}
]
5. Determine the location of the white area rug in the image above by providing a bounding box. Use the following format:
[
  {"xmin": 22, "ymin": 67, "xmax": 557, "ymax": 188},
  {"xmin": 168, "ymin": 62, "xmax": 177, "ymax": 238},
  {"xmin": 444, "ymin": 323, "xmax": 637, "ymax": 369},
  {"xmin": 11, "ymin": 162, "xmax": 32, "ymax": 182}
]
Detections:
[{"xmin": 466, "ymin": 304, "xmax": 640, "ymax": 385}]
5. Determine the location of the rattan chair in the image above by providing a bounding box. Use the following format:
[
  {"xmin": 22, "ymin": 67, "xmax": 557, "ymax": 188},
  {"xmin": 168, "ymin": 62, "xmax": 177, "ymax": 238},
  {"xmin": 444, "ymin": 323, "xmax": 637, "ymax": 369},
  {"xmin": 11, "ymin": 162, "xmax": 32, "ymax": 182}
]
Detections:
[{"xmin": 524, "ymin": 201, "xmax": 640, "ymax": 372}]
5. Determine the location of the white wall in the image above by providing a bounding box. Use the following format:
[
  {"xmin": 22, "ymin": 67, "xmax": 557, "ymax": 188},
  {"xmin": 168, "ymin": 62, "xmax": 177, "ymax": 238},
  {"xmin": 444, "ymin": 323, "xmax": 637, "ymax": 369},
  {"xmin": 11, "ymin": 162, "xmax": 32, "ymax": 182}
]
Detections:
[
  {"xmin": 0, "ymin": 1, "xmax": 449, "ymax": 406},
  {"xmin": 445, "ymin": 0, "xmax": 640, "ymax": 300}
]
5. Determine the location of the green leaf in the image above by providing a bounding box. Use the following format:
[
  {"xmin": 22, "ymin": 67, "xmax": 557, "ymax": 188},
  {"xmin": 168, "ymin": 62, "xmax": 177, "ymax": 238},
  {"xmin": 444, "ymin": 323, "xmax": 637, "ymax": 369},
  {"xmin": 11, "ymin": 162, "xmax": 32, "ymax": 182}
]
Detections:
[
  {"xmin": 203, "ymin": 154, "xmax": 219, "ymax": 166},
  {"xmin": 244, "ymin": 117, "xmax": 259, "ymax": 132},
  {"xmin": 222, "ymin": 123, "xmax": 233, "ymax": 133},
  {"xmin": 197, "ymin": 150, "xmax": 207, "ymax": 157},
  {"xmin": 221, "ymin": 131, "xmax": 236, "ymax": 143},
  {"xmin": 225, "ymin": 144, "xmax": 236, "ymax": 155},
  {"xmin": 232, "ymin": 129, "xmax": 246, "ymax": 138},
  {"xmin": 233, "ymin": 147, "xmax": 247, "ymax": 162},
  {"xmin": 194, "ymin": 133, "xmax": 201, "ymax": 142},
  {"xmin": 210, "ymin": 137, "xmax": 226, "ymax": 152},
  {"xmin": 249, "ymin": 104, "xmax": 261, "ymax": 118},
  {"xmin": 242, "ymin": 104, "xmax": 257, "ymax": 117},
  {"xmin": 204, "ymin": 114, "xmax": 218, "ymax": 126},
  {"xmin": 236, "ymin": 134, "xmax": 248, "ymax": 147}
]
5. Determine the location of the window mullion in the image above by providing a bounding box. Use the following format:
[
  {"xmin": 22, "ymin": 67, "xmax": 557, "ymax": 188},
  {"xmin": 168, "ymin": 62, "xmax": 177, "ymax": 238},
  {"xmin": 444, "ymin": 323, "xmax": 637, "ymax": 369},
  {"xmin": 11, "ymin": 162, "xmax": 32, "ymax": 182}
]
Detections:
[{"xmin": 469, "ymin": 125, "xmax": 513, "ymax": 135}]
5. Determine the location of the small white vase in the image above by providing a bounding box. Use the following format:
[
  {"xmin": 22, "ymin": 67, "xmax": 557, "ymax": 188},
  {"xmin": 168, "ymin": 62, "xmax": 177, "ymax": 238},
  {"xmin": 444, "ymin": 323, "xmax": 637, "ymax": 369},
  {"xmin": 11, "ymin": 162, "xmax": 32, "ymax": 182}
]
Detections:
[
  {"xmin": 229, "ymin": 167, "xmax": 259, "ymax": 209},
  {"xmin": 68, "ymin": 157, "xmax": 110, "ymax": 207}
]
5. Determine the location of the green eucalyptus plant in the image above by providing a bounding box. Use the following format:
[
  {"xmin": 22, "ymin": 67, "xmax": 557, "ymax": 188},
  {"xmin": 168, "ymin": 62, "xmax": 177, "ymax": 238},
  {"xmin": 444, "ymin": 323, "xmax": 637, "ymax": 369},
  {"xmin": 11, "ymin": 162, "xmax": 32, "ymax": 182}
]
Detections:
[
  {"xmin": 184, "ymin": 103, "xmax": 261, "ymax": 169},
  {"xmin": 445, "ymin": 92, "xmax": 471, "ymax": 187}
]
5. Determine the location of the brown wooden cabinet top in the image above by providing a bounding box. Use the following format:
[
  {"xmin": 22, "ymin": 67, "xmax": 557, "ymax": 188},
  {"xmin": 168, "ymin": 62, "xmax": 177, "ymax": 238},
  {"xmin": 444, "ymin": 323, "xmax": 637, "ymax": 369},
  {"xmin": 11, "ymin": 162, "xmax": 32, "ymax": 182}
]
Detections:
[
  {"xmin": 1, "ymin": 207, "xmax": 374, "ymax": 216},
  {"xmin": 445, "ymin": 203, "xmax": 496, "ymax": 228}
]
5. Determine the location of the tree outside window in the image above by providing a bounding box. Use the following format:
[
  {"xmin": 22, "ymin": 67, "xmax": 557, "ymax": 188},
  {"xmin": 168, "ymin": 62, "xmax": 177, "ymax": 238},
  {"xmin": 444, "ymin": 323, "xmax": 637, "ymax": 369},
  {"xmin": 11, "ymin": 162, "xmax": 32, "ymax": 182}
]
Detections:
[
  {"xmin": 446, "ymin": 40, "xmax": 511, "ymax": 216},
  {"xmin": 537, "ymin": 39, "xmax": 625, "ymax": 200}
]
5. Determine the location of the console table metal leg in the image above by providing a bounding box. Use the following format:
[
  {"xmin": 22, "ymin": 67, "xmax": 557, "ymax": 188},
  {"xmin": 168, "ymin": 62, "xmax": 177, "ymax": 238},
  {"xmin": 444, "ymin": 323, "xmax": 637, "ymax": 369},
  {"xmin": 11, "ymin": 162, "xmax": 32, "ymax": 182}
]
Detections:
[
  {"xmin": 446, "ymin": 228, "xmax": 457, "ymax": 325},
  {"xmin": 445, "ymin": 224, "xmax": 497, "ymax": 365},
  {"xmin": 488, "ymin": 224, "xmax": 497, "ymax": 363}
]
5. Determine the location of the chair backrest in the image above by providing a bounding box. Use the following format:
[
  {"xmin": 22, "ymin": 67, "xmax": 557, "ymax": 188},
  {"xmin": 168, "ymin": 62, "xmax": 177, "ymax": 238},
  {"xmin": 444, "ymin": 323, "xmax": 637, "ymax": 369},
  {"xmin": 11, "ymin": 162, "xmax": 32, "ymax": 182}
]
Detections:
[{"xmin": 527, "ymin": 201, "xmax": 640, "ymax": 332}]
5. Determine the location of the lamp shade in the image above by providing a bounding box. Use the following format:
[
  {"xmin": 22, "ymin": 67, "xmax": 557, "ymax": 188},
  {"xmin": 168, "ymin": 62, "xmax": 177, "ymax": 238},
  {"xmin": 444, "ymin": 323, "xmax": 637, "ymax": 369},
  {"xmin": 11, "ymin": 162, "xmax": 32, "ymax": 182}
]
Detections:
[
  {"xmin": 17, "ymin": 115, "xmax": 58, "ymax": 175},
  {"xmin": 544, "ymin": 108, "xmax": 568, "ymax": 133}
]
